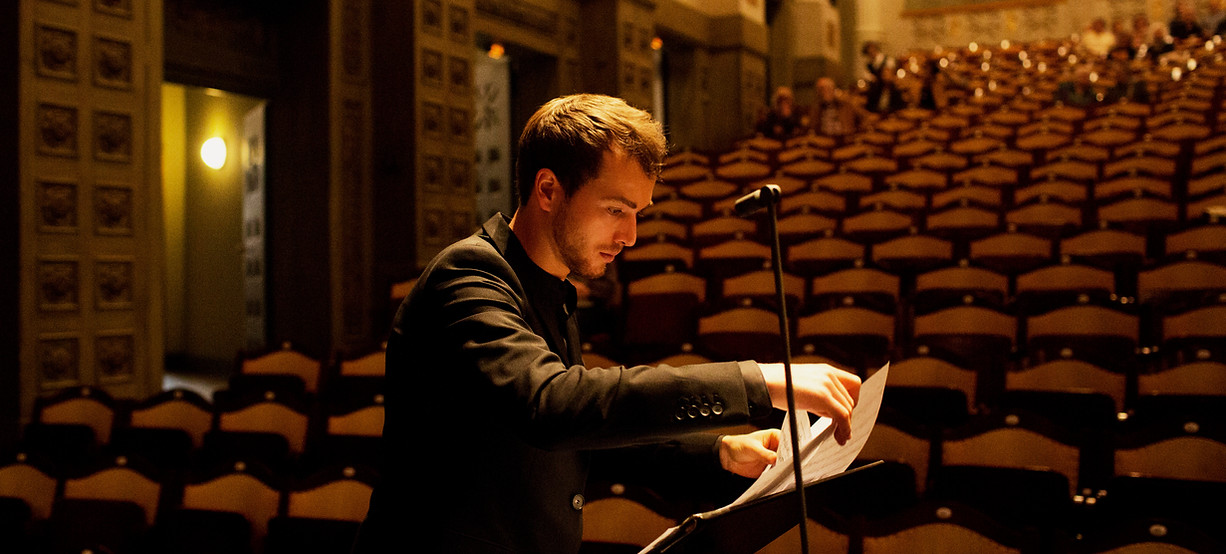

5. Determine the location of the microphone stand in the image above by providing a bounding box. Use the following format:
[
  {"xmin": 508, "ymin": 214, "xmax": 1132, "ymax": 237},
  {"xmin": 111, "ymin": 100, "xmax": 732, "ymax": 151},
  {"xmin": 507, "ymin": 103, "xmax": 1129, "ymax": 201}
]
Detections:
[{"xmin": 736, "ymin": 184, "xmax": 808, "ymax": 554}]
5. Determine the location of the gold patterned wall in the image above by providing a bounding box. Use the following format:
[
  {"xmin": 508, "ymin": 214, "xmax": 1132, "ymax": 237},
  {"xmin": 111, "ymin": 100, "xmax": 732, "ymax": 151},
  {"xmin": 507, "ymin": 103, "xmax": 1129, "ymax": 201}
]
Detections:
[
  {"xmin": 19, "ymin": 0, "xmax": 164, "ymax": 417},
  {"xmin": 416, "ymin": 0, "xmax": 477, "ymax": 267}
]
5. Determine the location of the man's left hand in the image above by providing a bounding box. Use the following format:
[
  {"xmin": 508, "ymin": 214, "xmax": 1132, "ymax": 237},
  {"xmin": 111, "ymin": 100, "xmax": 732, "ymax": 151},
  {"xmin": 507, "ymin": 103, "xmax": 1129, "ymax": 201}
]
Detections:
[{"xmin": 718, "ymin": 429, "xmax": 781, "ymax": 478}]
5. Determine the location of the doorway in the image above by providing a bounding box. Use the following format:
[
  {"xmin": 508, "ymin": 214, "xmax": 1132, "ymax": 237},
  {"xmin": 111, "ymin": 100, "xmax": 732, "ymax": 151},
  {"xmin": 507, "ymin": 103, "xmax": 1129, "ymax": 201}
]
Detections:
[{"xmin": 161, "ymin": 83, "xmax": 267, "ymax": 396}]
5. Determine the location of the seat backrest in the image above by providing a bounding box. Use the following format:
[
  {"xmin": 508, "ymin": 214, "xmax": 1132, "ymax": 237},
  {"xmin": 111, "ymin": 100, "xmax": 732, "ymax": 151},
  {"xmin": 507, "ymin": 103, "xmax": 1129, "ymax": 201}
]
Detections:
[
  {"xmin": 242, "ymin": 347, "xmax": 322, "ymax": 393},
  {"xmin": 0, "ymin": 458, "xmax": 57, "ymax": 520},
  {"xmin": 62, "ymin": 463, "xmax": 161, "ymax": 526},
  {"xmin": 581, "ymin": 496, "xmax": 675, "ymax": 548},
  {"xmin": 285, "ymin": 477, "xmax": 373, "ymax": 522},
  {"xmin": 127, "ymin": 388, "xmax": 213, "ymax": 448},
  {"xmin": 37, "ymin": 387, "xmax": 115, "ymax": 445},
  {"xmin": 218, "ymin": 399, "xmax": 309, "ymax": 454},
  {"xmin": 182, "ymin": 470, "xmax": 281, "ymax": 539}
]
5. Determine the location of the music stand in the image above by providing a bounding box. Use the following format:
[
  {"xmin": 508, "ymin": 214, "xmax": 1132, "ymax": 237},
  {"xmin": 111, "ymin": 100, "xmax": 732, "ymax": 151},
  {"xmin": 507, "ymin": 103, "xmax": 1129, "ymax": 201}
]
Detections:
[{"xmin": 640, "ymin": 460, "xmax": 885, "ymax": 554}]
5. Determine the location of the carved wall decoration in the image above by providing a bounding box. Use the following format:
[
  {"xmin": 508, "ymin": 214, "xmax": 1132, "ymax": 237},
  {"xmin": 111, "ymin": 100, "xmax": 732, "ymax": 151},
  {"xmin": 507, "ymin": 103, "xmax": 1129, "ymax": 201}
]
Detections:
[
  {"xmin": 341, "ymin": 1, "xmax": 366, "ymax": 81},
  {"xmin": 39, "ymin": 336, "xmax": 80, "ymax": 386},
  {"xmin": 623, "ymin": 22, "xmax": 634, "ymax": 51},
  {"xmin": 423, "ymin": 101, "xmax": 443, "ymax": 138},
  {"xmin": 639, "ymin": 66, "xmax": 652, "ymax": 96},
  {"xmin": 422, "ymin": 49, "xmax": 443, "ymax": 87},
  {"xmin": 423, "ymin": 0, "xmax": 443, "ymax": 35},
  {"xmin": 95, "ymin": 333, "xmax": 135, "ymax": 381},
  {"xmin": 623, "ymin": 62, "xmax": 636, "ymax": 88},
  {"xmin": 94, "ymin": 184, "xmax": 133, "ymax": 235},
  {"xmin": 93, "ymin": 110, "xmax": 132, "ymax": 162},
  {"xmin": 423, "ymin": 154, "xmax": 444, "ymax": 192},
  {"xmin": 423, "ymin": 208, "xmax": 446, "ymax": 245},
  {"xmin": 93, "ymin": 36, "xmax": 132, "ymax": 89},
  {"xmin": 38, "ymin": 258, "xmax": 79, "ymax": 311},
  {"xmin": 451, "ymin": 210, "xmax": 473, "ymax": 240},
  {"xmin": 36, "ymin": 23, "xmax": 78, "ymax": 81},
  {"xmin": 38, "ymin": 179, "xmax": 78, "ymax": 232},
  {"xmin": 448, "ymin": 56, "xmax": 470, "ymax": 93},
  {"xmin": 95, "ymin": 258, "xmax": 134, "ymax": 309},
  {"xmin": 474, "ymin": 0, "xmax": 558, "ymax": 34},
  {"xmin": 449, "ymin": 158, "xmax": 470, "ymax": 191},
  {"xmin": 37, "ymin": 103, "xmax": 79, "ymax": 158},
  {"xmin": 449, "ymin": 5, "xmax": 469, "ymax": 43},
  {"xmin": 94, "ymin": 0, "xmax": 132, "ymax": 18},
  {"xmin": 448, "ymin": 107, "xmax": 470, "ymax": 143}
]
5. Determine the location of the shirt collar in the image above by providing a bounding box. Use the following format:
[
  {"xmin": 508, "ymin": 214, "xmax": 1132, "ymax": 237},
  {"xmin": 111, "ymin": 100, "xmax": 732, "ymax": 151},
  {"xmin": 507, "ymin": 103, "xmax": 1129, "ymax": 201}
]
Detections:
[{"xmin": 482, "ymin": 213, "xmax": 578, "ymax": 315}]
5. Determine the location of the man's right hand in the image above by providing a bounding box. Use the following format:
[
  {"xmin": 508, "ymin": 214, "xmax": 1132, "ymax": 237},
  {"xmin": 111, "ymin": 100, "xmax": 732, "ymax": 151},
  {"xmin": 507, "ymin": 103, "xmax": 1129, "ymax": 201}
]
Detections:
[{"xmin": 757, "ymin": 363, "xmax": 861, "ymax": 445}]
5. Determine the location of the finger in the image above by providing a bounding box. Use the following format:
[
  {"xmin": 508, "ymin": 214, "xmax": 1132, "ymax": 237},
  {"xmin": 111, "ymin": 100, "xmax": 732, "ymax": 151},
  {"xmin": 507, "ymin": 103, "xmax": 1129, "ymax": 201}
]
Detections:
[{"xmin": 760, "ymin": 429, "xmax": 781, "ymax": 451}]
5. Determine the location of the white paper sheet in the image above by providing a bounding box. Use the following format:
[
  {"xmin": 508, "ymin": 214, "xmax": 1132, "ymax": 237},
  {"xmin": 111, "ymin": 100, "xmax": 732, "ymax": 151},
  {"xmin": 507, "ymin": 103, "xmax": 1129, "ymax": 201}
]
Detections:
[{"xmin": 638, "ymin": 363, "xmax": 889, "ymax": 553}]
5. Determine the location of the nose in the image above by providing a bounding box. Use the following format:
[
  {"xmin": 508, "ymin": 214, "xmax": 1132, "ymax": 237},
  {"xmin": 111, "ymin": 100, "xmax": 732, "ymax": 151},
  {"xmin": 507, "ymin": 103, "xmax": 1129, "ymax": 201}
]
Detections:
[{"xmin": 616, "ymin": 216, "xmax": 637, "ymax": 248}]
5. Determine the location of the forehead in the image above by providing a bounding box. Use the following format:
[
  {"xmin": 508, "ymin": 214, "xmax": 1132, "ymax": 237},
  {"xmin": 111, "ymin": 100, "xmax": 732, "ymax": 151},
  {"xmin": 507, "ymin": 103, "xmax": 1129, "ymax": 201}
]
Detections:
[{"xmin": 576, "ymin": 150, "xmax": 655, "ymax": 205}]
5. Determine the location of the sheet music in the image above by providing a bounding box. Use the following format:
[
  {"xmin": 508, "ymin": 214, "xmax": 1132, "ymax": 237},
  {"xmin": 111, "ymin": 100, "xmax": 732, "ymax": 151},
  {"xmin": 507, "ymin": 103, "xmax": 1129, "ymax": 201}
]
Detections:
[
  {"xmin": 638, "ymin": 363, "xmax": 889, "ymax": 553},
  {"xmin": 722, "ymin": 362, "xmax": 889, "ymax": 512}
]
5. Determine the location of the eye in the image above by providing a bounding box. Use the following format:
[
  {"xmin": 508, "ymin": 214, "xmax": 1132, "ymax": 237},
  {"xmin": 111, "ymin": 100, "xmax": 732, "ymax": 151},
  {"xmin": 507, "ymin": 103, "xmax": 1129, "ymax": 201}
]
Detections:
[{"xmin": 607, "ymin": 207, "xmax": 623, "ymax": 216}]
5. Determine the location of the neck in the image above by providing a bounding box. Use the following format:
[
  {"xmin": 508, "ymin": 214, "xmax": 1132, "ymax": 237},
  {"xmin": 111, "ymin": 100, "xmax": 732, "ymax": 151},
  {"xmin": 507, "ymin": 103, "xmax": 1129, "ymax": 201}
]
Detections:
[{"xmin": 509, "ymin": 207, "xmax": 570, "ymax": 280}]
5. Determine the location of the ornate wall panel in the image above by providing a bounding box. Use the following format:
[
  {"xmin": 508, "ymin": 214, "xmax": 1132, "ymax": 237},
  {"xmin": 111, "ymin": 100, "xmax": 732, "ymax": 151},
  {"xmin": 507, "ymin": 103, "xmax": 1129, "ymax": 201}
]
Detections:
[
  {"xmin": 331, "ymin": 0, "xmax": 375, "ymax": 349},
  {"xmin": 19, "ymin": 0, "xmax": 164, "ymax": 420},
  {"xmin": 416, "ymin": 0, "xmax": 476, "ymax": 268}
]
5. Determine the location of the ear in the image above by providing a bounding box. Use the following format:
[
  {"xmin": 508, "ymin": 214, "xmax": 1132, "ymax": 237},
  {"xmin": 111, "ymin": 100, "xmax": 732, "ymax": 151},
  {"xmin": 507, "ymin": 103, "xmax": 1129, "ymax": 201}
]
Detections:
[{"xmin": 534, "ymin": 168, "xmax": 565, "ymax": 213}]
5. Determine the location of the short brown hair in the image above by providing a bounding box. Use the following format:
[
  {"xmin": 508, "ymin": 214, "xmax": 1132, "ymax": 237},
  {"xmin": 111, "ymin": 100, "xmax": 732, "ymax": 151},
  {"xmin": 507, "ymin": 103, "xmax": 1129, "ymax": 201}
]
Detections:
[{"xmin": 515, "ymin": 94, "xmax": 666, "ymax": 206}]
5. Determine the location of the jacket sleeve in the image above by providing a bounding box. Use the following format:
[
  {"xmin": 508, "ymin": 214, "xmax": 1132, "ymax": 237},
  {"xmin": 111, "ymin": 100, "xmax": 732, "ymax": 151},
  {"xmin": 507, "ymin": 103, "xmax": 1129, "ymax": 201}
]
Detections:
[{"xmin": 405, "ymin": 241, "xmax": 775, "ymax": 451}]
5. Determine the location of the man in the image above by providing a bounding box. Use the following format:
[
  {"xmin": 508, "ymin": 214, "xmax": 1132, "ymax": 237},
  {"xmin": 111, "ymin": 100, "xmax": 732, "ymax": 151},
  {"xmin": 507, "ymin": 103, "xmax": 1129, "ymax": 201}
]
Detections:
[
  {"xmin": 352, "ymin": 94, "xmax": 861, "ymax": 553},
  {"xmin": 807, "ymin": 77, "xmax": 861, "ymax": 137},
  {"xmin": 1080, "ymin": 17, "xmax": 1117, "ymax": 58},
  {"xmin": 755, "ymin": 86, "xmax": 801, "ymax": 139},
  {"xmin": 1203, "ymin": 0, "xmax": 1226, "ymax": 37}
]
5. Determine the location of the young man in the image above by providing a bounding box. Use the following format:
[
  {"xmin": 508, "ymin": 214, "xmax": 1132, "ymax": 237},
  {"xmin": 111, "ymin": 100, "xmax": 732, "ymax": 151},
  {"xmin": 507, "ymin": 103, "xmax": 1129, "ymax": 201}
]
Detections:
[{"xmin": 352, "ymin": 94, "xmax": 860, "ymax": 553}]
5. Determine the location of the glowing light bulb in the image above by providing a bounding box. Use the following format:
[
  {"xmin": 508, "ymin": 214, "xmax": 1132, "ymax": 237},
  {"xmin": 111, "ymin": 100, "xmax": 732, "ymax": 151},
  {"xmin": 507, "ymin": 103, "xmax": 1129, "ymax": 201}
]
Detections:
[{"xmin": 201, "ymin": 137, "xmax": 226, "ymax": 170}]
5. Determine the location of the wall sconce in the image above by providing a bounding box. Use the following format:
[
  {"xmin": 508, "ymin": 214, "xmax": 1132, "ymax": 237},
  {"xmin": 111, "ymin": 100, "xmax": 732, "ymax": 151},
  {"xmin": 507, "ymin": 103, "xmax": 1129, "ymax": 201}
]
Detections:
[
  {"xmin": 201, "ymin": 137, "xmax": 227, "ymax": 169},
  {"xmin": 488, "ymin": 42, "xmax": 505, "ymax": 60}
]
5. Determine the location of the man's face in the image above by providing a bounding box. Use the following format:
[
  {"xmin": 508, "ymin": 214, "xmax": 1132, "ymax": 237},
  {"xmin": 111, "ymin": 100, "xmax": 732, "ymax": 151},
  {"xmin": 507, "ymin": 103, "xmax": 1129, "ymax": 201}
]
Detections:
[
  {"xmin": 550, "ymin": 150, "xmax": 653, "ymax": 279},
  {"xmin": 816, "ymin": 79, "xmax": 836, "ymax": 101}
]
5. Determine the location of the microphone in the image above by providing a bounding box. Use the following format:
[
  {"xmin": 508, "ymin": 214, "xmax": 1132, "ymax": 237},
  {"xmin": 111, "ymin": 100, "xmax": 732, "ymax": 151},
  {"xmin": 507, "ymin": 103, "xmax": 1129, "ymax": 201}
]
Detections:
[{"xmin": 734, "ymin": 184, "xmax": 782, "ymax": 217}]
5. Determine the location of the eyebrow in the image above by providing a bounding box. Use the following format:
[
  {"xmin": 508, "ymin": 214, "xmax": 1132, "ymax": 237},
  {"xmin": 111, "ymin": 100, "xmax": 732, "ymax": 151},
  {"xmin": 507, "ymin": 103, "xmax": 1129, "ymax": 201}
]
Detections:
[{"xmin": 606, "ymin": 196, "xmax": 651, "ymax": 210}]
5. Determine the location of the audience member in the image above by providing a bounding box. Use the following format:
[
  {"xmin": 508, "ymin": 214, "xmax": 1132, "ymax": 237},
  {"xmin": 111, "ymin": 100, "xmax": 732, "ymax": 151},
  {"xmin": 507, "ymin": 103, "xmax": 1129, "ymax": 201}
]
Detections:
[
  {"xmin": 806, "ymin": 77, "xmax": 861, "ymax": 137},
  {"xmin": 1132, "ymin": 12, "xmax": 1171, "ymax": 57},
  {"xmin": 1202, "ymin": 0, "xmax": 1226, "ymax": 36},
  {"xmin": 755, "ymin": 86, "xmax": 802, "ymax": 139},
  {"xmin": 1169, "ymin": 0, "xmax": 1204, "ymax": 40},
  {"xmin": 1055, "ymin": 65, "xmax": 1100, "ymax": 107},
  {"xmin": 1081, "ymin": 17, "xmax": 1117, "ymax": 57},
  {"xmin": 861, "ymin": 41, "xmax": 894, "ymax": 84},
  {"xmin": 861, "ymin": 41, "xmax": 904, "ymax": 114},
  {"xmin": 1105, "ymin": 47, "xmax": 1151, "ymax": 103},
  {"xmin": 908, "ymin": 58, "xmax": 954, "ymax": 111}
]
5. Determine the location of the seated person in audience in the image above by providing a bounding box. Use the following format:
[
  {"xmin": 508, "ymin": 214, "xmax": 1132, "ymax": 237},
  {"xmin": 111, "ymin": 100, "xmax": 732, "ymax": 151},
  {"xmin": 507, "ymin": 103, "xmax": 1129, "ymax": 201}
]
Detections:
[
  {"xmin": 1055, "ymin": 65, "xmax": 1100, "ymax": 107},
  {"xmin": 1132, "ymin": 12, "xmax": 1172, "ymax": 57},
  {"xmin": 1080, "ymin": 17, "xmax": 1117, "ymax": 58},
  {"xmin": 352, "ymin": 93, "xmax": 862, "ymax": 554},
  {"xmin": 1202, "ymin": 0, "xmax": 1226, "ymax": 36},
  {"xmin": 861, "ymin": 40, "xmax": 893, "ymax": 85},
  {"xmin": 1168, "ymin": 0, "xmax": 1204, "ymax": 40},
  {"xmin": 909, "ymin": 58, "xmax": 954, "ymax": 111},
  {"xmin": 1110, "ymin": 18, "xmax": 1135, "ymax": 58},
  {"xmin": 861, "ymin": 41, "xmax": 903, "ymax": 114},
  {"xmin": 755, "ymin": 85, "xmax": 802, "ymax": 139},
  {"xmin": 805, "ymin": 77, "xmax": 862, "ymax": 137},
  {"xmin": 1104, "ymin": 47, "xmax": 1151, "ymax": 103}
]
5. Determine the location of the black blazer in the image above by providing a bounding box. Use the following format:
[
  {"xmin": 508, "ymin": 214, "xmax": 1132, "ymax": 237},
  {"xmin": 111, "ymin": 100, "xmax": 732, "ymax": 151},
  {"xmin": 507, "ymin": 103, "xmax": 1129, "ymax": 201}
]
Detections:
[{"xmin": 352, "ymin": 215, "xmax": 772, "ymax": 553}]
